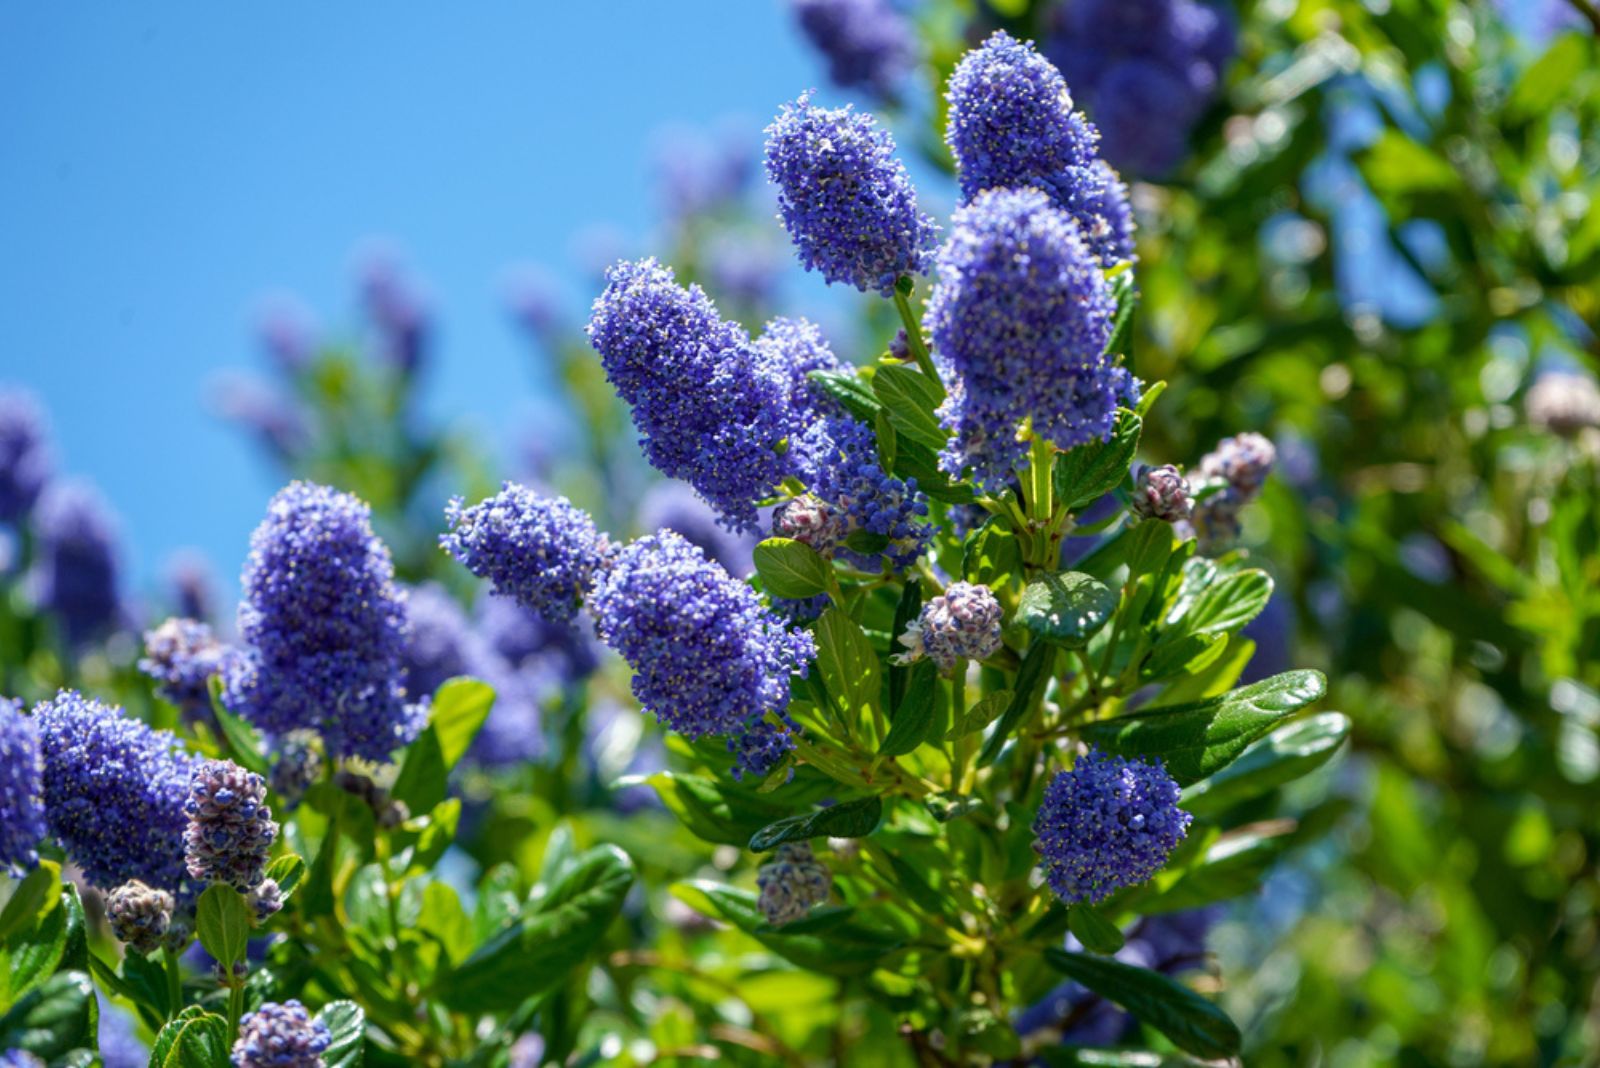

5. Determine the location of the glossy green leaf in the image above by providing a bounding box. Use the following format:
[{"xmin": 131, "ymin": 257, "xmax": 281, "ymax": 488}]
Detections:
[
  {"xmin": 978, "ymin": 641, "xmax": 1057, "ymax": 767},
  {"xmin": 0, "ymin": 862, "xmax": 59, "ymax": 943},
  {"xmin": 196, "ymin": 884, "xmax": 252, "ymax": 969},
  {"xmin": 872, "ymin": 364, "xmax": 948, "ymax": 450},
  {"xmin": 1017, "ymin": 571, "xmax": 1117, "ymax": 648},
  {"xmin": 1082, "ymin": 670, "xmax": 1327, "ymax": 785},
  {"xmin": 439, "ymin": 845, "xmax": 635, "ymax": 1011},
  {"xmin": 815, "ymin": 607, "xmax": 881, "ymax": 722},
  {"xmin": 879, "ymin": 661, "xmax": 936, "ymax": 756},
  {"xmin": 264, "ymin": 853, "xmax": 307, "ymax": 901},
  {"xmin": 391, "ymin": 676, "xmax": 495, "ymax": 815},
  {"xmin": 148, "ymin": 1006, "xmax": 229, "ymax": 1068},
  {"xmin": 1181, "ymin": 712, "xmax": 1352, "ymax": 814},
  {"xmin": 753, "ymin": 537, "xmax": 834, "ymax": 599},
  {"xmin": 643, "ymin": 771, "xmax": 794, "ymax": 846},
  {"xmin": 0, "ymin": 970, "xmax": 96, "ymax": 1063},
  {"xmin": 1053, "ymin": 409, "xmax": 1141, "ymax": 511},
  {"xmin": 1068, "ymin": 904, "xmax": 1126, "ymax": 955},
  {"xmin": 807, "ymin": 368, "xmax": 881, "ymax": 420},
  {"xmin": 317, "ymin": 1000, "xmax": 366, "ymax": 1068},
  {"xmin": 670, "ymin": 881, "xmax": 897, "ymax": 976},
  {"xmin": 963, "ymin": 517, "xmax": 1023, "ymax": 588},
  {"xmin": 946, "ymin": 689, "xmax": 1012, "ymax": 740},
  {"xmin": 749, "ymin": 796, "xmax": 883, "ymax": 852},
  {"xmin": 1168, "ymin": 567, "xmax": 1273, "ymax": 639},
  {"xmin": 1043, "ymin": 949, "xmax": 1241, "ymax": 1059},
  {"xmin": 207, "ymin": 675, "xmax": 270, "ymax": 776}
]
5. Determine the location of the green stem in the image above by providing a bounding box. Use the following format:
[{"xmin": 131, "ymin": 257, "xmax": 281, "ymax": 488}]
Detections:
[
  {"xmin": 226, "ymin": 979, "xmax": 245, "ymax": 1039},
  {"xmin": 891, "ymin": 280, "xmax": 941, "ymax": 383},
  {"xmin": 163, "ymin": 948, "xmax": 183, "ymax": 1020},
  {"xmin": 949, "ymin": 662, "xmax": 970, "ymax": 791},
  {"xmin": 1028, "ymin": 436, "xmax": 1054, "ymax": 524}
]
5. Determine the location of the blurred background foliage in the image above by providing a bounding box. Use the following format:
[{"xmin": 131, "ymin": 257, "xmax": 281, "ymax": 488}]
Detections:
[{"xmin": 2, "ymin": 0, "xmax": 1598, "ymax": 1064}]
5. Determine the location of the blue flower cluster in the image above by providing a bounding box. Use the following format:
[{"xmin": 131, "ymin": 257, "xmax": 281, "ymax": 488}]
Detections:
[
  {"xmin": 945, "ymin": 31, "xmax": 1135, "ymax": 269},
  {"xmin": 924, "ymin": 187, "xmax": 1129, "ymax": 487},
  {"xmin": 764, "ymin": 93, "xmax": 938, "ymax": 295},
  {"xmin": 184, "ymin": 758, "xmax": 278, "ymax": 892},
  {"xmin": 789, "ymin": 0, "xmax": 914, "ymax": 101},
  {"xmin": 588, "ymin": 531, "xmax": 815, "ymax": 779},
  {"xmin": 0, "ymin": 698, "xmax": 46, "ymax": 874},
  {"xmin": 758, "ymin": 315, "xmax": 848, "ymax": 426},
  {"xmin": 756, "ymin": 841, "xmax": 833, "ymax": 925},
  {"xmin": 35, "ymin": 690, "xmax": 197, "ymax": 892},
  {"xmin": 795, "ymin": 416, "xmax": 931, "ymax": 568},
  {"xmin": 587, "ymin": 259, "xmax": 793, "ymax": 531},
  {"xmin": 106, "ymin": 880, "xmax": 175, "ymax": 956},
  {"xmin": 29, "ymin": 480, "xmax": 124, "ymax": 646},
  {"xmin": 139, "ymin": 618, "xmax": 227, "ymax": 717},
  {"xmin": 0, "ymin": 387, "xmax": 51, "ymax": 524},
  {"xmin": 231, "ymin": 1000, "xmax": 331, "ymax": 1068},
  {"xmin": 441, "ymin": 483, "xmax": 607, "ymax": 620},
  {"xmin": 224, "ymin": 482, "xmax": 422, "ymax": 761},
  {"xmin": 896, "ymin": 581, "xmax": 1005, "ymax": 671},
  {"xmin": 1045, "ymin": 0, "xmax": 1235, "ymax": 176},
  {"xmin": 1033, "ymin": 748, "xmax": 1192, "ymax": 905}
]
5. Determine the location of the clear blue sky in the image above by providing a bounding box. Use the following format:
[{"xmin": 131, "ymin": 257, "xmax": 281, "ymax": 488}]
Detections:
[{"xmin": 0, "ymin": 3, "xmax": 822, "ymax": 598}]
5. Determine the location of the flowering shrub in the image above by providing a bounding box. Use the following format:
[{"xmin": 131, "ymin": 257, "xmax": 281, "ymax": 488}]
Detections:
[{"xmin": 2, "ymin": 2, "xmax": 1595, "ymax": 1065}]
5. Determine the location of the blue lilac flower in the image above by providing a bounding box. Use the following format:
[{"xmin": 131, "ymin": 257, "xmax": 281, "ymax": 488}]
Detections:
[
  {"xmin": 0, "ymin": 387, "xmax": 51, "ymax": 524},
  {"xmin": 895, "ymin": 581, "xmax": 1004, "ymax": 671},
  {"xmin": 140, "ymin": 618, "xmax": 226, "ymax": 716},
  {"xmin": 588, "ymin": 531, "xmax": 815, "ymax": 779},
  {"xmin": 268, "ymin": 732, "xmax": 321, "ymax": 810},
  {"xmin": 789, "ymin": 0, "xmax": 915, "ymax": 101},
  {"xmin": 97, "ymin": 990, "xmax": 150, "ymax": 1068},
  {"xmin": 224, "ymin": 482, "xmax": 422, "ymax": 762},
  {"xmin": 587, "ymin": 259, "xmax": 793, "ymax": 531},
  {"xmin": 0, "ymin": 698, "xmax": 46, "ymax": 873},
  {"xmin": 165, "ymin": 550, "xmax": 220, "ymax": 623},
  {"xmin": 209, "ymin": 371, "xmax": 309, "ymax": 462},
  {"xmin": 185, "ymin": 759, "xmax": 278, "ymax": 892},
  {"xmin": 29, "ymin": 479, "xmax": 125, "ymax": 646},
  {"xmin": 705, "ymin": 233, "xmax": 783, "ymax": 312},
  {"xmin": 764, "ymin": 93, "xmax": 938, "ymax": 295},
  {"xmin": 476, "ymin": 593, "xmax": 602, "ymax": 685},
  {"xmin": 755, "ymin": 315, "xmax": 848, "ymax": 426},
  {"xmin": 231, "ymin": 1000, "xmax": 331, "ymax": 1068},
  {"xmin": 945, "ymin": 31, "xmax": 1135, "ymax": 267},
  {"xmin": 403, "ymin": 583, "xmax": 489, "ymax": 699},
  {"xmin": 651, "ymin": 123, "xmax": 754, "ymax": 221},
  {"xmin": 442, "ymin": 485, "xmax": 606, "ymax": 620},
  {"xmin": 361, "ymin": 256, "xmax": 429, "ymax": 376},
  {"xmin": 794, "ymin": 416, "xmax": 931, "ymax": 567},
  {"xmin": 923, "ymin": 187, "xmax": 1125, "ymax": 488},
  {"xmin": 1045, "ymin": 0, "xmax": 1236, "ymax": 177},
  {"xmin": 106, "ymin": 880, "xmax": 175, "ymax": 955},
  {"xmin": 637, "ymin": 480, "xmax": 758, "ymax": 579},
  {"xmin": 35, "ymin": 690, "xmax": 197, "ymax": 892},
  {"xmin": 1130, "ymin": 464, "xmax": 1192, "ymax": 523},
  {"xmin": 756, "ymin": 841, "xmax": 833, "ymax": 925},
  {"xmin": 1033, "ymin": 748, "xmax": 1192, "ymax": 905}
]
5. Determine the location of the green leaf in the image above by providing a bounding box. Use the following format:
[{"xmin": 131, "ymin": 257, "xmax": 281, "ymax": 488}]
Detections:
[
  {"xmin": 195, "ymin": 884, "xmax": 252, "ymax": 970},
  {"xmin": 391, "ymin": 676, "xmax": 495, "ymax": 815},
  {"xmin": 815, "ymin": 607, "xmax": 882, "ymax": 722},
  {"xmin": 264, "ymin": 853, "xmax": 307, "ymax": 901},
  {"xmin": 1168, "ymin": 568, "xmax": 1272, "ymax": 639},
  {"xmin": 888, "ymin": 580, "xmax": 924, "ymax": 713},
  {"xmin": 872, "ymin": 364, "xmax": 948, "ymax": 450},
  {"xmin": 3, "ymin": 887, "xmax": 69, "ymax": 1005},
  {"xmin": 0, "ymin": 862, "xmax": 59, "ymax": 942},
  {"xmin": 208, "ymin": 675, "xmax": 269, "ymax": 776},
  {"xmin": 1053, "ymin": 409, "xmax": 1141, "ymax": 511},
  {"xmin": 1068, "ymin": 904, "xmax": 1126, "ymax": 955},
  {"xmin": 749, "ymin": 797, "xmax": 883, "ymax": 852},
  {"xmin": 0, "ymin": 970, "xmax": 96, "ymax": 1063},
  {"xmin": 669, "ymin": 881, "xmax": 897, "ymax": 976},
  {"xmin": 753, "ymin": 538, "xmax": 834, "ymax": 599},
  {"xmin": 1043, "ymin": 949, "xmax": 1241, "ymax": 1060},
  {"xmin": 1082, "ymin": 671, "xmax": 1328, "ymax": 786},
  {"xmin": 963, "ymin": 517, "xmax": 1023, "ymax": 588},
  {"xmin": 317, "ymin": 1000, "xmax": 366, "ymax": 1068},
  {"xmin": 644, "ymin": 772, "xmax": 794, "ymax": 846},
  {"xmin": 946, "ymin": 690, "xmax": 1012, "ymax": 741},
  {"xmin": 1103, "ymin": 272, "xmax": 1137, "ymax": 357},
  {"xmin": 1181, "ymin": 712, "xmax": 1351, "ymax": 815},
  {"xmin": 880, "ymin": 661, "xmax": 936, "ymax": 756},
  {"xmin": 1507, "ymin": 32, "xmax": 1592, "ymax": 123},
  {"xmin": 1358, "ymin": 130, "xmax": 1460, "ymax": 194},
  {"xmin": 147, "ymin": 1006, "xmax": 229, "ymax": 1068},
  {"xmin": 807, "ymin": 369, "xmax": 881, "ymax": 421},
  {"xmin": 978, "ymin": 641, "xmax": 1057, "ymax": 767},
  {"xmin": 1017, "ymin": 572, "xmax": 1117, "ymax": 648},
  {"xmin": 439, "ymin": 845, "xmax": 635, "ymax": 1011}
]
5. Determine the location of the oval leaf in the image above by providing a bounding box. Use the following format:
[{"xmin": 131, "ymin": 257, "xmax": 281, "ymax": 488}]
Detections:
[
  {"xmin": 316, "ymin": 1000, "xmax": 366, "ymax": 1068},
  {"xmin": 872, "ymin": 364, "xmax": 948, "ymax": 450},
  {"xmin": 1017, "ymin": 572, "xmax": 1117, "ymax": 648},
  {"xmin": 749, "ymin": 796, "xmax": 883, "ymax": 852},
  {"xmin": 196, "ymin": 884, "xmax": 252, "ymax": 969},
  {"xmin": 1053, "ymin": 409, "xmax": 1141, "ymax": 511},
  {"xmin": 1042, "ymin": 948, "xmax": 1241, "ymax": 1060},
  {"xmin": 1082, "ymin": 670, "xmax": 1328, "ymax": 786},
  {"xmin": 1067, "ymin": 904, "xmax": 1126, "ymax": 955},
  {"xmin": 753, "ymin": 538, "xmax": 834, "ymax": 599},
  {"xmin": 1181, "ymin": 712, "xmax": 1351, "ymax": 815}
]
